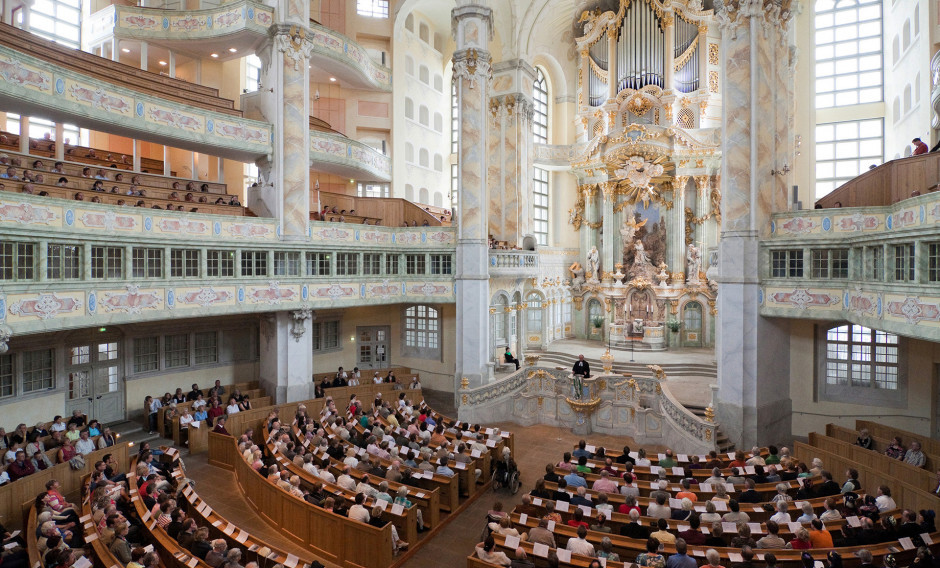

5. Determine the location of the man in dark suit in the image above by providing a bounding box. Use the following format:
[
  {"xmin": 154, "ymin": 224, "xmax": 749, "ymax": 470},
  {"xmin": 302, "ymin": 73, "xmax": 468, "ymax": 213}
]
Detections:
[
  {"xmin": 619, "ymin": 509, "xmax": 649, "ymax": 539},
  {"xmin": 572, "ymin": 354, "xmax": 590, "ymax": 378}
]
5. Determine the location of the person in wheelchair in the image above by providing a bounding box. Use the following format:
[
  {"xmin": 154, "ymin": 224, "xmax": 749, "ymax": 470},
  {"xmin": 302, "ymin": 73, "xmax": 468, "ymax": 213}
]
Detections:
[{"xmin": 491, "ymin": 448, "xmax": 520, "ymax": 494}]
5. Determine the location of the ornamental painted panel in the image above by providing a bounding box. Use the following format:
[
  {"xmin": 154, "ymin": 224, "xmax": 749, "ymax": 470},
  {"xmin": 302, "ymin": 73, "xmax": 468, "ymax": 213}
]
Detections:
[
  {"xmin": 0, "ymin": 201, "xmax": 60, "ymax": 225},
  {"xmin": 777, "ymin": 216, "xmax": 820, "ymax": 235},
  {"xmin": 99, "ymin": 285, "xmax": 162, "ymax": 313},
  {"xmin": 884, "ymin": 296, "xmax": 940, "ymax": 325},
  {"xmin": 176, "ymin": 287, "xmax": 235, "ymax": 308},
  {"xmin": 8, "ymin": 293, "xmax": 83, "ymax": 320},
  {"xmin": 836, "ymin": 213, "xmax": 881, "ymax": 232},
  {"xmin": 768, "ymin": 289, "xmax": 841, "ymax": 310},
  {"xmin": 246, "ymin": 282, "xmax": 297, "ymax": 305},
  {"xmin": 79, "ymin": 210, "xmax": 138, "ymax": 231},
  {"xmin": 157, "ymin": 218, "xmax": 209, "ymax": 235},
  {"xmin": 226, "ymin": 222, "xmax": 274, "ymax": 238},
  {"xmin": 0, "ymin": 55, "xmax": 52, "ymax": 92}
]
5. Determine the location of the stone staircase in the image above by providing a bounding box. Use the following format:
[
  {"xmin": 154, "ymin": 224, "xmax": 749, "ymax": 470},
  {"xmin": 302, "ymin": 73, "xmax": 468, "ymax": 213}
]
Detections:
[
  {"xmin": 531, "ymin": 351, "xmax": 734, "ymax": 452},
  {"xmin": 108, "ymin": 419, "xmax": 173, "ymax": 450}
]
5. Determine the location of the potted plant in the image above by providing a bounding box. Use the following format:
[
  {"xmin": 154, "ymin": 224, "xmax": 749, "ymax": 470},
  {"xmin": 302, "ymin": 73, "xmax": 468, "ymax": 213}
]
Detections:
[
  {"xmin": 590, "ymin": 316, "xmax": 604, "ymax": 337},
  {"xmin": 665, "ymin": 319, "xmax": 681, "ymax": 347}
]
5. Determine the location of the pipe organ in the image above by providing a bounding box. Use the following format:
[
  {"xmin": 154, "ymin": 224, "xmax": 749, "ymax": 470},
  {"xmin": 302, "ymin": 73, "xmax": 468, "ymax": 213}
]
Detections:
[{"xmin": 577, "ymin": 0, "xmax": 712, "ymax": 112}]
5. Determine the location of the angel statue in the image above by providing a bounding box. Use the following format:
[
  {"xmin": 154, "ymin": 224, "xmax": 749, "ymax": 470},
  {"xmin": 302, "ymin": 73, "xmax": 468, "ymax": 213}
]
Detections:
[
  {"xmin": 687, "ymin": 244, "xmax": 701, "ymax": 283},
  {"xmin": 657, "ymin": 262, "xmax": 669, "ymax": 287},
  {"xmin": 569, "ymin": 262, "xmax": 586, "ymax": 291},
  {"xmin": 587, "ymin": 246, "xmax": 600, "ymax": 282}
]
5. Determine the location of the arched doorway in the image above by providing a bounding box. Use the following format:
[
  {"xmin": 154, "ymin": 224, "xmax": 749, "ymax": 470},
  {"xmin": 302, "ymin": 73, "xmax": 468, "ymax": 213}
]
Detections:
[{"xmin": 682, "ymin": 301, "xmax": 703, "ymax": 347}]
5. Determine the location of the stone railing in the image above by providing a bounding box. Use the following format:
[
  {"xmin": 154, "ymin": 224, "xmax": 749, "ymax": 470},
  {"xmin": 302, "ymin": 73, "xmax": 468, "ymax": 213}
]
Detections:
[
  {"xmin": 307, "ymin": 20, "xmax": 392, "ymax": 92},
  {"xmin": 457, "ymin": 365, "xmax": 717, "ymax": 453},
  {"xmin": 0, "ymin": 43, "xmax": 271, "ymax": 161},
  {"xmin": 0, "ymin": 192, "xmax": 455, "ymax": 336},
  {"xmin": 83, "ymin": 1, "xmax": 274, "ymax": 47},
  {"xmin": 488, "ymin": 250, "xmax": 539, "ymax": 277},
  {"xmin": 310, "ymin": 130, "xmax": 392, "ymax": 182}
]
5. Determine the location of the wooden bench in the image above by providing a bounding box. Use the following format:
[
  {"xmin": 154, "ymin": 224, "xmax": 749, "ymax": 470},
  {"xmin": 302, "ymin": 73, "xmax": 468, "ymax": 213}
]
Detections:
[
  {"xmin": 207, "ymin": 432, "xmax": 394, "ymax": 568},
  {"xmin": 170, "ymin": 459, "xmax": 325, "ymax": 568},
  {"xmin": 154, "ymin": 381, "xmax": 258, "ymax": 435}
]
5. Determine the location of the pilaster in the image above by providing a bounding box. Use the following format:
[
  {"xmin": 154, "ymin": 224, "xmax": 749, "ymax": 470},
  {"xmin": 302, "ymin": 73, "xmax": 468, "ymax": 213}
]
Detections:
[
  {"xmin": 715, "ymin": 0, "xmax": 797, "ymax": 447},
  {"xmin": 258, "ymin": 310, "xmax": 316, "ymax": 404},
  {"xmin": 600, "ymin": 182, "xmax": 616, "ymax": 280},
  {"xmin": 669, "ymin": 176, "xmax": 688, "ymax": 280}
]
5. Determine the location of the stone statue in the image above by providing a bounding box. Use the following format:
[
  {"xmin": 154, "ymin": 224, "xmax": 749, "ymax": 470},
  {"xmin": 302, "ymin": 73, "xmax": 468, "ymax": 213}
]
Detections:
[
  {"xmin": 627, "ymin": 240, "xmax": 656, "ymax": 281},
  {"xmin": 587, "ymin": 246, "xmax": 600, "ymax": 282},
  {"xmin": 657, "ymin": 262, "xmax": 669, "ymax": 287},
  {"xmin": 620, "ymin": 215, "xmax": 647, "ymax": 258},
  {"xmin": 687, "ymin": 244, "xmax": 701, "ymax": 283},
  {"xmin": 569, "ymin": 262, "xmax": 586, "ymax": 291}
]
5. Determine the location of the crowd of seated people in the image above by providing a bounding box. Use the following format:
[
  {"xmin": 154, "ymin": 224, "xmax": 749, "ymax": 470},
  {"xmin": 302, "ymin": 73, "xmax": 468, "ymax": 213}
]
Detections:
[
  {"xmin": 314, "ymin": 367, "xmax": 421, "ymax": 397},
  {"xmin": 315, "ymin": 205, "xmax": 380, "ymax": 225},
  {"xmin": 856, "ymin": 429, "xmax": 929, "ymax": 469},
  {"xmin": 472, "ymin": 441, "xmax": 940, "ymax": 567},
  {"xmin": 0, "ymin": 412, "xmax": 118, "ymax": 486},
  {"xmin": 144, "ymin": 381, "xmax": 252, "ymax": 438}
]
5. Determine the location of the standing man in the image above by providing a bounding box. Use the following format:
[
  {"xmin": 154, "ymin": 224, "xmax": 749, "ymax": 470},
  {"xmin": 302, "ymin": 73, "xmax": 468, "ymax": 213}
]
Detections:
[{"xmin": 572, "ymin": 354, "xmax": 591, "ymax": 378}]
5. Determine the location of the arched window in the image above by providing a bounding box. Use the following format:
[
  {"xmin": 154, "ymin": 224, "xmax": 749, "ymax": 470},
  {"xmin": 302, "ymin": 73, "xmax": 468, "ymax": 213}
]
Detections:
[
  {"xmin": 588, "ymin": 300, "xmax": 602, "ymax": 330},
  {"xmin": 405, "ymin": 56, "xmax": 414, "ymax": 76},
  {"xmin": 419, "ymin": 187, "xmax": 429, "ymax": 203},
  {"xmin": 532, "ymin": 68, "xmax": 550, "ymax": 246},
  {"xmin": 419, "ymin": 148, "xmax": 429, "ymax": 168},
  {"xmin": 433, "ymin": 33, "xmax": 443, "ymax": 52},
  {"xmin": 904, "ymin": 85, "xmax": 912, "ymax": 113},
  {"xmin": 405, "ymin": 98, "xmax": 414, "ymax": 119},
  {"xmin": 526, "ymin": 293, "xmax": 542, "ymax": 334},
  {"xmin": 405, "ymin": 184, "xmax": 414, "ymax": 201},
  {"xmin": 893, "ymin": 97, "xmax": 901, "ymax": 122},
  {"xmin": 405, "ymin": 13, "xmax": 414, "ymax": 32},
  {"xmin": 403, "ymin": 305, "xmax": 440, "ymax": 357},
  {"xmin": 419, "ymin": 65, "xmax": 429, "ymax": 84},
  {"xmin": 433, "ymin": 192, "xmax": 443, "ymax": 207},
  {"xmin": 434, "ymin": 112, "xmax": 443, "ymax": 132},
  {"xmin": 419, "ymin": 105, "xmax": 429, "ymax": 126},
  {"xmin": 892, "ymin": 36, "xmax": 900, "ymax": 64},
  {"xmin": 903, "ymin": 19, "xmax": 911, "ymax": 49},
  {"xmin": 683, "ymin": 302, "xmax": 702, "ymax": 332},
  {"xmin": 914, "ymin": 3, "xmax": 920, "ymax": 35},
  {"xmin": 405, "ymin": 143, "xmax": 414, "ymax": 163},
  {"xmin": 492, "ymin": 296, "xmax": 508, "ymax": 344},
  {"xmin": 419, "ymin": 22, "xmax": 429, "ymax": 43},
  {"xmin": 915, "ymin": 72, "xmax": 921, "ymax": 102},
  {"xmin": 434, "ymin": 74, "xmax": 443, "ymax": 92},
  {"xmin": 533, "ymin": 68, "xmax": 549, "ymax": 144},
  {"xmin": 433, "ymin": 154, "xmax": 443, "ymax": 171}
]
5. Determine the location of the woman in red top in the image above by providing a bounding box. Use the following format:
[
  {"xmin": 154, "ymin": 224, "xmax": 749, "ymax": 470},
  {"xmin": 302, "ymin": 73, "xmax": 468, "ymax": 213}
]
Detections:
[
  {"xmin": 566, "ymin": 508, "xmax": 590, "ymax": 528},
  {"xmin": 786, "ymin": 527, "xmax": 813, "ymax": 549},
  {"xmin": 617, "ymin": 494, "xmax": 642, "ymax": 516},
  {"xmin": 56, "ymin": 440, "xmax": 77, "ymax": 464},
  {"xmin": 207, "ymin": 399, "xmax": 224, "ymax": 425},
  {"xmin": 729, "ymin": 450, "xmax": 747, "ymax": 469}
]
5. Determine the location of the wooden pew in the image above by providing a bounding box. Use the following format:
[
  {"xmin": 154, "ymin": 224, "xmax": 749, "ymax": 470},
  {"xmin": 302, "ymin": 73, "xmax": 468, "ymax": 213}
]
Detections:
[
  {"xmin": 81, "ymin": 476, "xmax": 128, "ymax": 568},
  {"xmin": 207, "ymin": 432, "xmax": 394, "ymax": 568},
  {"xmin": 155, "ymin": 381, "xmax": 260, "ymax": 436},
  {"xmin": 802, "ymin": 432, "xmax": 936, "ymax": 501},
  {"xmin": 170, "ymin": 394, "xmax": 269, "ymax": 448},
  {"xmin": 25, "ymin": 504, "xmax": 42, "ymax": 568},
  {"xmin": 169, "ymin": 460, "xmax": 324, "ymax": 568}
]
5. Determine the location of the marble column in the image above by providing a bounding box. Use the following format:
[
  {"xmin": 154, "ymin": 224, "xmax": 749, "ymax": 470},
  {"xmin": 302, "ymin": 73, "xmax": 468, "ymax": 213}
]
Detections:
[
  {"xmin": 249, "ymin": 21, "xmax": 311, "ymax": 239},
  {"xmin": 669, "ymin": 176, "xmax": 688, "ymax": 281},
  {"xmin": 663, "ymin": 13, "xmax": 675, "ymax": 92},
  {"xmin": 581, "ymin": 186, "xmax": 599, "ymax": 278},
  {"xmin": 694, "ymin": 175, "xmax": 710, "ymax": 256},
  {"xmin": 452, "ymin": 4, "xmax": 493, "ymax": 389},
  {"xmin": 600, "ymin": 182, "xmax": 616, "ymax": 280},
  {"xmin": 18, "ymin": 116, "xmax": 28, "ymax": 154},
  {"xmin": 257, "ymin": 310, "xmax": 316, "ymax": 404},
  {"xmin": 607, "ymin": 26, "xmax": 618, "ymax": 102},
  {"xmin": 715, "ymin": 0, "xmax": 796, "ymax": 448}
]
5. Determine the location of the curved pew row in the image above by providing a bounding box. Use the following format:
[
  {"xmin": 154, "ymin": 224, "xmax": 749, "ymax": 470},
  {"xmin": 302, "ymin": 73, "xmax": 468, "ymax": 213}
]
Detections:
[
  {"xmin": 164, "ymin": 458, "xmax": 322, "ymax": 568},
  {"xmin": 264, "ymin": 425, "xmax": 425, "ymax": 546},
  {"xmin": 207, "ymin": 432, "xmax": 394, "ymax": 568}
]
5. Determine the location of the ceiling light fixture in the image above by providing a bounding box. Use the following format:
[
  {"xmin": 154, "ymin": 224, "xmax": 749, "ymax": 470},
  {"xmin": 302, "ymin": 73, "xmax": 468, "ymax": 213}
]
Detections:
[
  {"xmin": 210, "ymin": 53, "xmax": 219, "ymax": 58},
  {"xmin": 329, "ymin": 77, "xmax": 336, "ymax": 82},
  {"xmin": 158, "ymin": 60, "xmax": 167, "ymax": 66},
  {"xmin": 121, "ymin": 48, "xmax": 130, "ymax": 53},
  {"xmin": 229, "ymin": 48, "xmax": 238, "ymax": 53}
]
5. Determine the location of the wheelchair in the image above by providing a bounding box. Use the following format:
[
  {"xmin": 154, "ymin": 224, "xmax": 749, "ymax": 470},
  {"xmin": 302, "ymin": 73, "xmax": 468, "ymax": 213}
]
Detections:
[{"xmin": 490, "ymin": 455, "xmax": 520, "ymax": 494}]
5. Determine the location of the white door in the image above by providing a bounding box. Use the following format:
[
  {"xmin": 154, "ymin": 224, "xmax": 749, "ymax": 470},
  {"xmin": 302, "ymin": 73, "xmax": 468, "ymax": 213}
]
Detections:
[
  {"xmin": 357, "ymin": 327, "xmax": 390, "ymax": 369},
  {"xmin": 65, "ymin": 341, "xmax": 125, "ymax": 424}
]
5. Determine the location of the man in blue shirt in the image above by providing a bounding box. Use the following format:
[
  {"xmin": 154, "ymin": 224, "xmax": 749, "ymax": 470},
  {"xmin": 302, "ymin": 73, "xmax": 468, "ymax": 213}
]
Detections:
[
  {"xmin": 435, "ymin": 458, "xmax": 454, "ymax": 477},
  {"xmin": 665, "ymin": 539, "xmax": 697, "ymax": 568},
  {"xmin": 572, "ymin": 440, "xmax": 593, "ymax": 459},
  {"xmin": 563, "ymin": 470, "xmax": 587, "ymax": 488}
]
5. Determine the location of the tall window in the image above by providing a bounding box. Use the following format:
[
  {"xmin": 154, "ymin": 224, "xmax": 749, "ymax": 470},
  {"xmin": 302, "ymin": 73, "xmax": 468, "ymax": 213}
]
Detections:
[
  {"xmin": 526, "ymin": 293, "xmax": 542, "ymax": 333},
  {"xmin": 771, "ymin": 249, "xmax": 804, "ymax": 278},
  {"xmin": 170, "ymin": 249, "xmax": 199, "ymax": 278},
  {"xmin": 533, "ymin": 69, "xmax": 549, "ymax": 144},
  {"xmin": 164, "ymin": 334, "xmax": 190, "ymax": 369},
  {"xmin": 815, "ymin": 119, "xmax": 883, "ymax": 197},
  {"xmin": 21, "ymin": 349, "xmax": 54, "ymax": 393},
  {"xmin": 0, "ymin": 242, "xmax": 35, "ymax": 281},
  {"xmin": 194, "ymin": 332, "xmax": 218, "ymax": 365},
  {"xmin": 245, "ymin": 55, "xmax": 262, "ymax": 93},
  {"xmin": 273, "ymin": 252, "xmax": 301, "ymax": 276},
  {"xmin": 894, "ymin": 243, "xmax": 915, "ymax": 281},
  {"xmin": 207, "ymin": 250, "xmax": 235, "ymax": 278},
  {"xmin": 47, "ymin": 244, "xmax": 80, "ymax": 280},
  {"xmin": 91, "ymin": 246, "xmax": 122, "ymax": 279},
  {"xmin": 358, "ymin": 183, "xmax": 389, "ymax": 198},
  {"xmin": 133, "ymin": 337, "xmax": 159, "ymax": 373},
  {"xmin": 132, "ymin": 248, "xmax": 162, "ymax": 279},
  {"xmin": 306, "ymin": 252, "xmax": 331, "ymax": 276},
  {"xmin": 824, "ymin": 324, "xmax": 899, "ymax": 389},
  {"xmin": 451, "ymin": 83, "xmax": 459, "ymax": 154},
  {"xmin": 241, "ymin": 251, "xmax": 267, "ymax": 276},
  {"xmin": 356, "ymin": 0, "xmax": 388, "ymax": 18},
  {"xmin": 814, "ymin": 0, "xmax": 883, "ymax": 109},
  {"xmin": 929, "ymin": 243, "xmax": 940, "ymax": 282},
  {"xmin": 533, "ymin": 167, "xmax": 549, "ymax": 246},
  {"xmin": 0, "ymin": 354, "xmax": 12, "ymax": 399},
  {"xmin": 5, "ymin": 114, "xmax": 81, "ymax": 146},
  {"xmin": 404, "ymin": 305, "xmax": 440, "ymax": 351},
  {"xmin": 26, "ymin": 0, "xmax": 82, "ymax": 49}
]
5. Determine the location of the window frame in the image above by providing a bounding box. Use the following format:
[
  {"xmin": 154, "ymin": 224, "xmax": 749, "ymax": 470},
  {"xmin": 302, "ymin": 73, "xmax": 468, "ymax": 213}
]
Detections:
[
  {"xmin": 402, "ymin": 304, "xmax": 441, "ymax": 358},
  {"xmin": 817, "ymin": 323, "xmax": 905, "ymax": 407}
]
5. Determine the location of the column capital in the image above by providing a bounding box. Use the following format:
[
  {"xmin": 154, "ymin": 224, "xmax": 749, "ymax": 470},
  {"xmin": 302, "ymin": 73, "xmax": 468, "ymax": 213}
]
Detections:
[
  {"xmin": 452, "ymin": 4, "xmax": 493, "ymax": 44},
  {"xmin": 453, "ymin": 48, "xmax": 492, "ymax": 90},
  {"xmin": 272, "ymin": 25, "xmax": 314, "ymax": 71}
]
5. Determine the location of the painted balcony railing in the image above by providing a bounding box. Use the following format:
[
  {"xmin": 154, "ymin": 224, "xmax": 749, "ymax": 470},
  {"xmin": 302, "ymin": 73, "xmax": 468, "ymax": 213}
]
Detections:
[
  {"xmin": 309, "ymin": 130, "xmax": 392, "ymax": 182},
  {"xmin": 0, "ymin": 192, "xmax": 455, "ymax": 337},
  {"xmin": 0, "ymin": 43, "xmax": 271, "ymax": 161},
  {"xmin": 488, "ymin": 250, "xmax": 539, "ymax": 277},
  {"xmin": 83, "ymin": 5, "xmax": 391, "ymax": 92},
  {"xmin": 760, "ymin": 191, "xmax": 940, "ymax": 341},
  {"xmin": 83, "ymin": 1, "xmax": 274, "ymax": 47}
]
